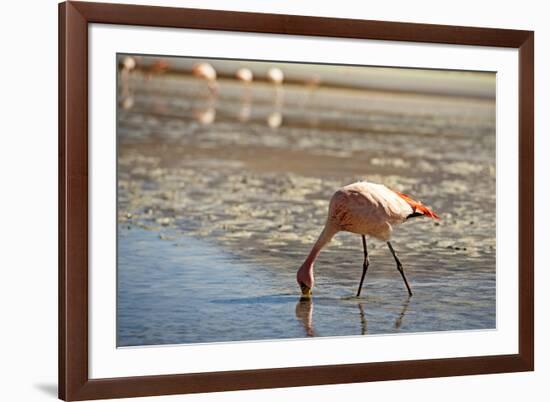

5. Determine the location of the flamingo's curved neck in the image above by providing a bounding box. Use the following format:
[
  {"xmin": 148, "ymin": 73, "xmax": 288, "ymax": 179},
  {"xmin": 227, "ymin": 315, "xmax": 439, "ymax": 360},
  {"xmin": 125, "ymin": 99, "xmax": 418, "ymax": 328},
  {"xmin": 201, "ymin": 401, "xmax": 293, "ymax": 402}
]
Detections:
[{"xmin": 298, "ymin": 223, "xmax": 338, "ymax": 279}]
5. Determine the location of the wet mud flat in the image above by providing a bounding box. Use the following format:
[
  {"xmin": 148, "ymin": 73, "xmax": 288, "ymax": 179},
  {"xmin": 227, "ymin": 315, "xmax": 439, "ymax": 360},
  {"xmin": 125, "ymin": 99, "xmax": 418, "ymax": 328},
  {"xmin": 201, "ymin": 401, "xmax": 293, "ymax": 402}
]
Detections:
[{"xmin": 117, "ymin": 71, "xmax": 496, "ymax": 346}]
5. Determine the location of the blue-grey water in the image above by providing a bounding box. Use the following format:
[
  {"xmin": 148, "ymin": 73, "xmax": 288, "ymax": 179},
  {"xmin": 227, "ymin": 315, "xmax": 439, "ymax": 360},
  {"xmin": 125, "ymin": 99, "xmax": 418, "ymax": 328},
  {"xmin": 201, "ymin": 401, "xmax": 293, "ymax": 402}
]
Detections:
[{"xmin": 117, "ymin": 58, "xmax": 496, "ymax": 347}]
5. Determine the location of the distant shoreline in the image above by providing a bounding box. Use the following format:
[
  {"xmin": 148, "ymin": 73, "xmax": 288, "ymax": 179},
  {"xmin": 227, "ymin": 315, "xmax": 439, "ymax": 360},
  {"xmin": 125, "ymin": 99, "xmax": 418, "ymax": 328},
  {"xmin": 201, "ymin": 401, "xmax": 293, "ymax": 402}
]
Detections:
[{"xmin": 120, "ymin": 55, "xmax": 496, "ymax": 100}]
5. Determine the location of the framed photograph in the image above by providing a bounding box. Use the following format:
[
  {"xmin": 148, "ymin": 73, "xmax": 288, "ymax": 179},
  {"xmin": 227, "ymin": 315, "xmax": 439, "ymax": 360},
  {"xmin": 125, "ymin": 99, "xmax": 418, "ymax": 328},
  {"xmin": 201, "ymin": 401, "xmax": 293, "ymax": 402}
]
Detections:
[{"xmin": 59, "ymin": 1, "xmax": 534, "ymax": 400}]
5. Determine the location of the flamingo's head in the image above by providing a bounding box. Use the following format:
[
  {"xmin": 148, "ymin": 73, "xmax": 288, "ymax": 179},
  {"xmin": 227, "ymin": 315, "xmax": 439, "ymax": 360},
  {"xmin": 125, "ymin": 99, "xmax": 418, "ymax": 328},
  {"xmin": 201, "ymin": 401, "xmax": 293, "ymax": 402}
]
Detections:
[
  {"xmin": 297, "ymin": 266, "xmax": 314, "ymax": 298},
  {"xmin": 299, "ymin": 283, "xmax": 312, "ymax": 298}
]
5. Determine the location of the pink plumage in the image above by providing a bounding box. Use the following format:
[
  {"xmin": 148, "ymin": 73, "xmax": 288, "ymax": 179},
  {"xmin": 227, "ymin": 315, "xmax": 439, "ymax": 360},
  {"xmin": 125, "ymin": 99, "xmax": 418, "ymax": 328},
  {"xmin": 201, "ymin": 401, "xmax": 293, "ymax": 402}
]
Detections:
[
  {"xmin": 297, "ymin": 180, "xmax": 440, "ymax": 298},
  {"xmin": 192, "ymin": 62, "xmax": 218, "ymax": 94}
]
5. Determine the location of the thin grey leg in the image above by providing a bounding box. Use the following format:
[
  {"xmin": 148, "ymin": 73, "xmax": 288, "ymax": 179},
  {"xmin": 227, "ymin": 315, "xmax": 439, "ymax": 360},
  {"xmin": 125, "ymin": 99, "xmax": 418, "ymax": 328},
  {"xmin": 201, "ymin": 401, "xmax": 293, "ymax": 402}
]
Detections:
[
  {"xmin": 356, "ymin": 235, "xmax": 369, "ymax": 297},
  {"xmin": 387, "ymin": 241, "xmax": 413, "ymax": 296}
]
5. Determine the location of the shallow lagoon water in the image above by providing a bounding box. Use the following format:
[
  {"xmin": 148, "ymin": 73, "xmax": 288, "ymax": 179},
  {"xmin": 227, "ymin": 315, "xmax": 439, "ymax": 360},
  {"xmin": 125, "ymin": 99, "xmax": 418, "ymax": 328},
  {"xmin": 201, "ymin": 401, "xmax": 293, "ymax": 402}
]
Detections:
[{"xmin": 117, "ymin": 69, "xmax": 496, "ymax": 347}]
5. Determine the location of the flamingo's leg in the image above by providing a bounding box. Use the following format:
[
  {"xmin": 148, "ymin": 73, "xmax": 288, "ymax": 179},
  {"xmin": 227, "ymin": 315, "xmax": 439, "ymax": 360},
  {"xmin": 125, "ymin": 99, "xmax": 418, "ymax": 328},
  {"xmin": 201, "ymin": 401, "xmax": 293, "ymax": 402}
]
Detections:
[
  {"xmin": 356, "ymin": 235, "xmax": 370, "ymax": 297},
  {"xmin": 387, "ymin": 242, "xmax": 413, "ymax": 296}
]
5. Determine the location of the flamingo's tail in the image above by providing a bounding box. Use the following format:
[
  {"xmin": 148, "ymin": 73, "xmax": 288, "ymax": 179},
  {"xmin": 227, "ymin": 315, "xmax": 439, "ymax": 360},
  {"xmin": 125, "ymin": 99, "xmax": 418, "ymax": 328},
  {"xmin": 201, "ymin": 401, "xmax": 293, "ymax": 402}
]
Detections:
[{"xmin": 394, "ymin": 191, "xmax": 441, "ymax": 220}]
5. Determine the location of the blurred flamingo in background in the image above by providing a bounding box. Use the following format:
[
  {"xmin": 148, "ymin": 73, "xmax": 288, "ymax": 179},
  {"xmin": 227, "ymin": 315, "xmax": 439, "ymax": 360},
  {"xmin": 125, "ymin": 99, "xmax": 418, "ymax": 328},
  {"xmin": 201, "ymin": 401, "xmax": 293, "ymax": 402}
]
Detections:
[
  {"xmin": 121, "ymin": 56, "xmax": 136, "ymax": 72},
  {"xmin": 146, "ymin": 58, "xmax": 170, "ymax": 80},
  {"xmin": 305, "ymin": 74, "xmax": 321, "ymax": 92},
  {"xmin": 236, "ymin": 67, "xmax": 254, "ymax": 86},
  {"xmin": 266, "ymin": 67, "xmax": 284, "ymax": 128},
  {"xmin": 305, "ymin": 74, "xmax": 321, "ymax": 103},
  {"xmin": 151, "ymin": 59, "xmax": 169, "ymax": 73},
  {"xmin": 267, "ymin": 67, "xmax": 284, "ymax": 86},
  {"xmin": 120, "ymin": 56, "xmax": 136, "ymax": 109},
  {"xmin": 192, "ymin": 62, "xmax": 218, "ymax": 95},
  {"xmin": 296, "ymin": 181, "xmax": 440, "ymax": 298},
  {"xmin": 267, "ymin": 67, "xmax": 284, "ymax": 101},
  {"xmin": 236, "ymin": 67, "xmax": 253, "ymax": 122}
]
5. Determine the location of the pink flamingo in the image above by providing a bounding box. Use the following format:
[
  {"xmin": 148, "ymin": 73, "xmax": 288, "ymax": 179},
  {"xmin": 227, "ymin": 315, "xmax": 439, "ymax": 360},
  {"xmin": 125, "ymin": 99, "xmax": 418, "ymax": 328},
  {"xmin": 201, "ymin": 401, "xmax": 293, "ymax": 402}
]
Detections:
[
  {"xmin": 192, "ymin": 62, "xmax": 218, "ymax": 95},
  {"xmin": 267, "ymin": 67, "xmax": 284, "ymax": 104},
  {"xmin": 266, "ymin": 67, "xmax": 284, "ymax": 86},
  {"xmin": 235, "ymin": 67, "xmax": 254, "ymax": 85},
  {"xmin": 146, "ymin": 58, "xmax": 170, "ymax": 79},
  {"xmin": 297, "ymin": 181, "xmax": 440, "ymax": 298}
]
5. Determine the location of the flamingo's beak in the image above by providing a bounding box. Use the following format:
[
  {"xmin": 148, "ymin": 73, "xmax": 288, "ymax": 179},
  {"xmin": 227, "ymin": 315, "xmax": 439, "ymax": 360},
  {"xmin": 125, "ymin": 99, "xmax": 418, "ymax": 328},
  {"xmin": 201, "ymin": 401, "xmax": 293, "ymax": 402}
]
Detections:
[{"xmin": 299, "ymin": 283, "xmax": 312, "ymax": 298}]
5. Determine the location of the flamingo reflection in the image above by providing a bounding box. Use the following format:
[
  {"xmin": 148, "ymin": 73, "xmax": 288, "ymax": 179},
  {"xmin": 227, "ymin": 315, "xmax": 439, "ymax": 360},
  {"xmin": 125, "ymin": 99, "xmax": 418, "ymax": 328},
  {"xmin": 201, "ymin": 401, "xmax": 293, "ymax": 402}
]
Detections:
[
  {"xmin": 295, "ymin": 298, "xmax": 315, "ymax": 337},
  {"xmin": 193, "ymin": 102, "xmax": 216, "ymax": 125},
  {"xmin": 358, "ymin": 303, "xmax": 368, "ymax": 335},
  {"xmin": 294, "ymin": 296, "xmax": 412, "ymax": 337},
  {"xmin": 394, "ymin": 296, "xmax": 411, "ymax": 329}
]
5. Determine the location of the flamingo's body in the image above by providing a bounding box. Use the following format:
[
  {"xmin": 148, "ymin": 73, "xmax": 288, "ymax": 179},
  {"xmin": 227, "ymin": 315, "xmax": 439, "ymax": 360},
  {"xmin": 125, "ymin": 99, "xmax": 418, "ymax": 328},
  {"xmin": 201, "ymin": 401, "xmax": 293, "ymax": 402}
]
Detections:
[
  {"xmin": 305, "ymin": 74, "xmax": 321, "ymax": 91},
  {"xmin": 121, "ymin": 56, "xmax": 136, "ymax": 71},
  {"xmin": 236, "ymin": 67, "xmax": 253, "ymax": 84},
  {"xmin": 267, "ymin": 67, "xmax": 284, "ymax": 85},
  {"xmin": 149, "ymin": 59, "xmax": 169, "ymax": 75},
  {"xmin": 192, "ymin": 62, "xmax": 218, "ymax": 94},
  {"xmin": 144, "ymin": 59, "xmax": 170, "ymax": 81},
  {"xmin": 297, "ymin": 181, "xmax": 440, "ymax": 298},
  {"xmin": 327, "ymin": 181, "xmax": 438, "ymax": 241}
]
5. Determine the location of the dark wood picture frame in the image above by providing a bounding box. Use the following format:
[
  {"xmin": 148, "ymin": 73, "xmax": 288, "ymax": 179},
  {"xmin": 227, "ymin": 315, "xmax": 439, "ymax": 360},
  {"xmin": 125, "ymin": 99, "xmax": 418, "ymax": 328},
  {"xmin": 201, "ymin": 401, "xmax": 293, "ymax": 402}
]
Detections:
[{"xmin": 59, "ymin": 1, "xmax": 534, "ymax": 400}]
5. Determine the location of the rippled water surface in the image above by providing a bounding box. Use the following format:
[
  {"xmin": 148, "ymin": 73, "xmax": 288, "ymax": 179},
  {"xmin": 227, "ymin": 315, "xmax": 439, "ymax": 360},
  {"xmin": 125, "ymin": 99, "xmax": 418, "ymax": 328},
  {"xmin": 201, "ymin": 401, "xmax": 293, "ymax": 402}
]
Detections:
[{"xmin": 117, "ymin": 67, "xmax": 496, "ymax": 347}]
